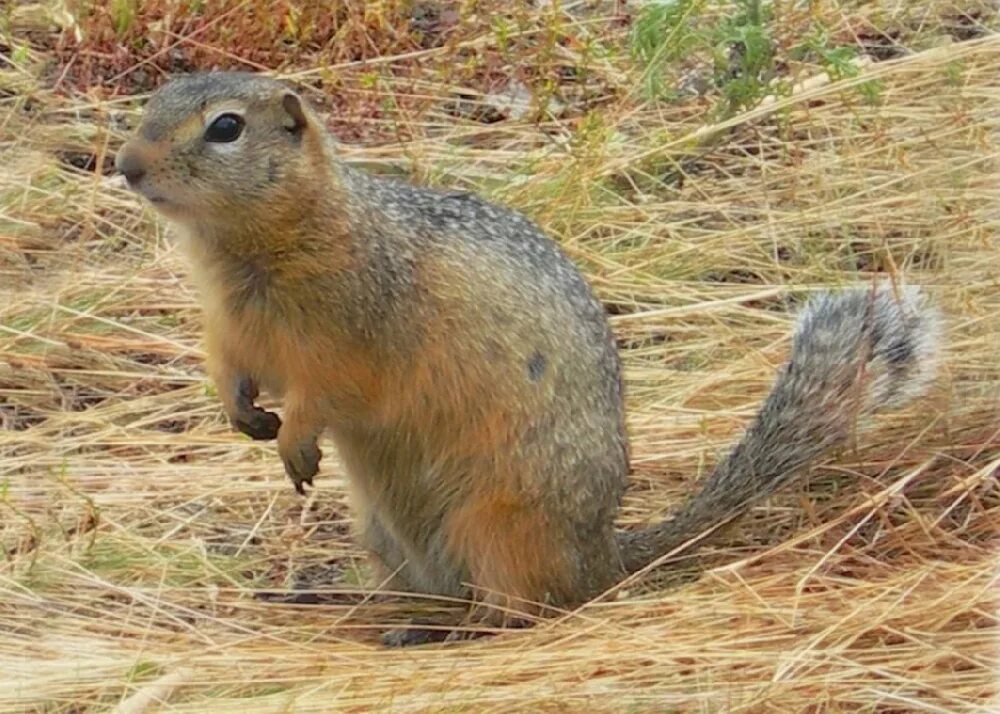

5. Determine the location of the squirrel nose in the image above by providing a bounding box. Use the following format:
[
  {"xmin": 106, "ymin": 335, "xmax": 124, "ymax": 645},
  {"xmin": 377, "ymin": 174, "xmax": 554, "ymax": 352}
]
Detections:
[{"xmin": 115, "ymin": 146, "xmax": 146, "ymax": 186}]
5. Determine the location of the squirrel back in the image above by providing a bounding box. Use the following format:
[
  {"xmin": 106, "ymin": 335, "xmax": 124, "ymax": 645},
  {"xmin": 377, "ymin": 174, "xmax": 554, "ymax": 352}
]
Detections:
[{"xmin": 115, "ymin": 72, "xmax": 942, "ymax": 637}]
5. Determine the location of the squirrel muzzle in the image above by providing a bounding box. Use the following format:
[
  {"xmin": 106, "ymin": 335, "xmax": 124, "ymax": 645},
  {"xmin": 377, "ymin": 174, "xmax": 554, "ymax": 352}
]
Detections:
[{"xmin": 115, "ymin": 139, "xmax": 175, "ymax": 210}]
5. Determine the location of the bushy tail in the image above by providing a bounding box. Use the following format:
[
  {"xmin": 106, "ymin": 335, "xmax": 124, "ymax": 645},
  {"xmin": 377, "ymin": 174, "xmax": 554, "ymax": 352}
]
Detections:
[{"xmin": 618, "ymin": 285, "xmax": 942, "ymax": 573}]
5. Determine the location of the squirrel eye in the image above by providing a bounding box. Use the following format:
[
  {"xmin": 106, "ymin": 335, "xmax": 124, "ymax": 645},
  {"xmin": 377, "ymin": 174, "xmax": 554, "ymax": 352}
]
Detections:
[{"xmin": 205, "ymin": 113, "xmax": 245, "ymax": 143}]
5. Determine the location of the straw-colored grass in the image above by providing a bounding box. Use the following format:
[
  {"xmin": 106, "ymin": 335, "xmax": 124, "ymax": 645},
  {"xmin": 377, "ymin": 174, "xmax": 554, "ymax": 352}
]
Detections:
[{"xmin": 2, "ymin": 2, "xmax": 998, "ymax": 711}]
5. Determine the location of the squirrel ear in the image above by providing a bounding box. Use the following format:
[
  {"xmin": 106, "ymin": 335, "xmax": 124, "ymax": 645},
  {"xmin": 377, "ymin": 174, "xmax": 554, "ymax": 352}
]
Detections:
[{"xmin": 281, "ymin": 92, "xmax": 308, "ymax": 134}]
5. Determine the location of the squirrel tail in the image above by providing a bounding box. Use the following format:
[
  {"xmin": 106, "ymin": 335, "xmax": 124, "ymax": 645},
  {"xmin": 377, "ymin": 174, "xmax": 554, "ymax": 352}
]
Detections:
[{"xmin": 617, "ymin": 285, "xmax": 942, "ymax": 573}]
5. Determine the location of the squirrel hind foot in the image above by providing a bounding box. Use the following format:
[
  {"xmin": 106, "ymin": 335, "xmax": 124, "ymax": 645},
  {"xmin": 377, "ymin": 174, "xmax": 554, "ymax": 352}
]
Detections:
[{"xmin": 380, "ymin": 620, "xmax": 461, "ymax": 648}]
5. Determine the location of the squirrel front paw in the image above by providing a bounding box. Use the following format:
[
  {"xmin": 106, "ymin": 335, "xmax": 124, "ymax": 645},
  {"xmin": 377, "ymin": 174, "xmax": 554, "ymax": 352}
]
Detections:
[
  {"xmin": 281, "ymin": 439, "xmax": 322, "ymax": 495},
  {"xmin": 232, "ymin": 407, "xmax": 281, "ymax": 440},
  {"xmin": 231, "ymin": 375, "xmax": 281, "ymax": 440}
]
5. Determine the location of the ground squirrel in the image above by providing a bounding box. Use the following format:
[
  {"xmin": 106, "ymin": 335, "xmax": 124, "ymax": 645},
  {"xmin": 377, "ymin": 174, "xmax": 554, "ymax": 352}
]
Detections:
[{"xmin": 115, "ymin": 72, "xmax": 941, "ymax": 644}]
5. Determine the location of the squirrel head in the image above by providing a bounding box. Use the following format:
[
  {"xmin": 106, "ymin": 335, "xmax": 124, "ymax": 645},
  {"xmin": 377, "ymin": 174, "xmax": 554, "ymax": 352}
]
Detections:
[{"xmin": 115, "ymin": 72, "xmax": 328, "ymax": 228}]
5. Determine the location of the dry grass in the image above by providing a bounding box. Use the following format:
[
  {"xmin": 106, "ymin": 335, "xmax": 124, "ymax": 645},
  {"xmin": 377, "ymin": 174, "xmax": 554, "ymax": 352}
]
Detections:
[{"xmin": 2, "ymin": 1, "xmax": 999, "ymax": 711}]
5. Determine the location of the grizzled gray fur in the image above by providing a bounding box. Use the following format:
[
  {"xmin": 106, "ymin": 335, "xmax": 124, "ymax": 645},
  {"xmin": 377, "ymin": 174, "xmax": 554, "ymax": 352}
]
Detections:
[{"xmin": 618, "ymin": 286, "xmax": 941, "ymax": 571}]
